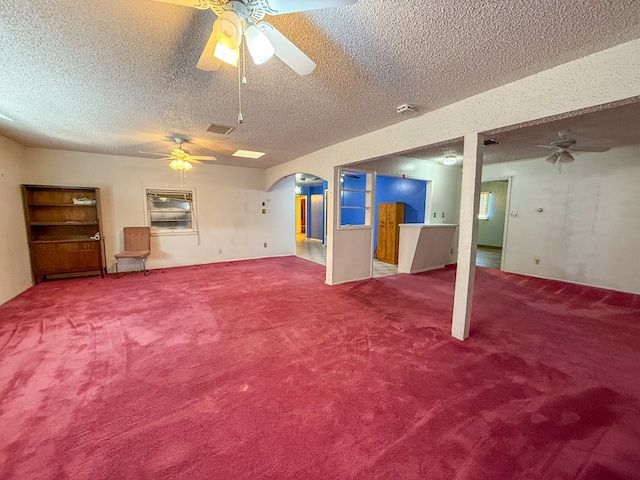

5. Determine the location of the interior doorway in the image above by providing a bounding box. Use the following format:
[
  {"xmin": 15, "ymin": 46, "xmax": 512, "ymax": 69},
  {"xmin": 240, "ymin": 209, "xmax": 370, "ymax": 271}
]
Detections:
[
  {"xmin": 294, "ymin": 173, "xmax": 328, "ymax": 266},
  {"xmin": 476, "ymin": 179, "xmax": 510, "ymax": 269},
  {"xmin": 296, "ymin": 195, "xmax": 306, "ymax": 235}
]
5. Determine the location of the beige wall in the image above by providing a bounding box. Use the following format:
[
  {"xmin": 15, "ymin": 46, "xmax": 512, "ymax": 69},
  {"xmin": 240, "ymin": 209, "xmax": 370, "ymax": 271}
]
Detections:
[
  {"xmin": 23, "ymin": 148, "xmax": 296, "ymax": 274},
  {"xmin": 484, "ymin": 145, "xmax": 640, "ymax": 294},
  {"xmin": 0, "ymin": 135, "xmax": 32, "ymax": 304}
]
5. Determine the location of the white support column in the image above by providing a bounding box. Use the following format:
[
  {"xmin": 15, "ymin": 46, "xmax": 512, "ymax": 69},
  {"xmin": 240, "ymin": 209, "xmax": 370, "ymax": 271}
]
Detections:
[
  {"xmin": 325, "ymin": 167, "xmax": 339, "ymax": 285},
  {"xmin": 451, "ymin": 133, "xmax": 484, "ymax": 340}
]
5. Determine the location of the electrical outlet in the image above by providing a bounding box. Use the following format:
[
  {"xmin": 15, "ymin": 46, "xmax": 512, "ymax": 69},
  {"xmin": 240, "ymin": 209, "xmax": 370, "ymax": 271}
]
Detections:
[
  {"xmin": 534, "ymin": 258, "xmax": 540, "ymax": 265},
  {"xmin": 263, "ymin": 242, "xmax": 267, "ymax": 248},
  {"xmin": 442, "ymin": 212, "xmax": 445, "ymax": 218},
  {"xmin": 433, "ymin": 212, "xmax": 437, "ymax": 218}
]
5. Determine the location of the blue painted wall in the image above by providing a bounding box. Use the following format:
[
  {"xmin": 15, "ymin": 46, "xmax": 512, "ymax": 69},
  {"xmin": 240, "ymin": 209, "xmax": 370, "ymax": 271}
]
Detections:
[{"xmin": 374, "ymin": 176, "xmax": 427, "ymax": 251}]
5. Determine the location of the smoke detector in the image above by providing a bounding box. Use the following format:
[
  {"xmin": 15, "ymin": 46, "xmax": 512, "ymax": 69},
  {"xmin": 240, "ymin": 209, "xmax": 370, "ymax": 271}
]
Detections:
[{"xmin": 397, "ymin": 103, "xmax": 415, "ymax": 114}]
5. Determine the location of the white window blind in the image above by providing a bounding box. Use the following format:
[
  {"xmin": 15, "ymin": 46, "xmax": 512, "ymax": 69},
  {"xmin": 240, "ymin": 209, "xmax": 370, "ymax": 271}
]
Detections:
[{"xmin": 145, "ymin": 189, "xmax": 196, "ymax": 234}]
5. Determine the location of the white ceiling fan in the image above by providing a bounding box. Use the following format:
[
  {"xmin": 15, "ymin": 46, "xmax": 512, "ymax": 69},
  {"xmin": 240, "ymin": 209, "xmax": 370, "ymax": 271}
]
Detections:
[
  {"xmin": 153, "ymin": 0, "xmax": 358, "ymax": 75},
  {"xmin": 139, "ymin": 137, "xmax": 217, "ymax": 186},
  {"xmin": 537, "ymin": 130, "xmax": 610, "ymax": 172},
  {"xmin": 139, "ymin": 137, "xmax": 218, "ymax": 169}
]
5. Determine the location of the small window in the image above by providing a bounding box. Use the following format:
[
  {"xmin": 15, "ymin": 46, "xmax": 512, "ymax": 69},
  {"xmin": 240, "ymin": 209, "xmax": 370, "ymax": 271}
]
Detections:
[
  {"xmin": 145, "ymin": 188, "xmax": 197, "ymax": 235},
  {"xmin": 478, "ymin": 191, "xmax": 490, "ymax": 220}
]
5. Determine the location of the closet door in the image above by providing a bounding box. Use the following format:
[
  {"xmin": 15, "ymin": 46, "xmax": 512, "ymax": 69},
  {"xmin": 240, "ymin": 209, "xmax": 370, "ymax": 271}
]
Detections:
[
  {"xmin": 387, "ymin": 203, "xmax": 405, "ymax": 264},
  {"xmin": 377, "ymin": 202, "xmax": 405, "ymax": 264},
  {"xmin": 377, "ymin": 203, "xmax": 388, "ymax": 262}
]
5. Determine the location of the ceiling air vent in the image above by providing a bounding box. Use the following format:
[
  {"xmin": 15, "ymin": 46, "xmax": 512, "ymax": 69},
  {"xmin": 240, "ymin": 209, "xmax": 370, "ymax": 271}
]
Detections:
[{"xmin": 207, "ymin": 124, "xmax": 235, "ymax": 135}]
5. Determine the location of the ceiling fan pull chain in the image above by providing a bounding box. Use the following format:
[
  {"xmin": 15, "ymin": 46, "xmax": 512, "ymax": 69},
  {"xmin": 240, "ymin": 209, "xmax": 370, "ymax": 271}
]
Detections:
[
  {"xmin": 237, "ymin": 42, "xmax": 244, "ymax": 124},
  {"xmin": 242, "ymin": 39, "xmax": 247, "ymax": 85}
]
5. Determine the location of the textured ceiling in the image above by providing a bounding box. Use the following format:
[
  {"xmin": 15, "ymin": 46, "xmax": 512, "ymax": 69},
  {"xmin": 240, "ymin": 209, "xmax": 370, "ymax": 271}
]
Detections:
[
  {"xmin": 1, "ymin": 0, "xmax": 640, "ymax": 169},
  {"xmin": 368, "ymin": 100, "xmax": 640, "ymax": 169}
]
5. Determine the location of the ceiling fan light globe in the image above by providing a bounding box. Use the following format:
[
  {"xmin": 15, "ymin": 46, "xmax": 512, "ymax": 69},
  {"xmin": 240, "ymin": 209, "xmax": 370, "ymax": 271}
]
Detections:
[
  {"xmin": 169, "ymin": 159, "xmax": 193, "ymax": 171},
  {"xmin": 245, "ymin": 24, "xmax": 275, "ymax": 65},
  {"xmin": 545, "ymin": 153, "xmax": 559, "ymax": 164},
  {"xmin": 558, "ymin": 152, "xmax": 574, "ymax": 163},
  {"xmin": 213, "ymin": 11, "xmax": 243, "ymax": 48},
  {"xmin": 213, "ymin": 42, "xmax": 239, "ymax": 66}
]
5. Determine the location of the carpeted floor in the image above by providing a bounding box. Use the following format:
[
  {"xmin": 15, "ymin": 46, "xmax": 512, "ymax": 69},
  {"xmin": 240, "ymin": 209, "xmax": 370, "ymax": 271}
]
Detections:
[{"xmin": 1, "ymin": 256, "xmax": 639, "ymax": 479}]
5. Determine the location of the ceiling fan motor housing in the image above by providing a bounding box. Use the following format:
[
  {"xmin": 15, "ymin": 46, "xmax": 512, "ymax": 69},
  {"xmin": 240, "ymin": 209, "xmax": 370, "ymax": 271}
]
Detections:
[{"xmin": 550, "ymin": 139, "xmax": 576, "ymax": 148}]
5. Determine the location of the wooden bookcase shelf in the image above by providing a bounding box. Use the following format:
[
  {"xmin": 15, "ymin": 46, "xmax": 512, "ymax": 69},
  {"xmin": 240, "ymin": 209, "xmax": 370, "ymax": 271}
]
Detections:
[
  {"xmin": 29, "ymin": 221, "xmax": 100, "ymax": 226},
  {"xmin": 22, "ymin": 185, "xmax": 106, "ymax": 283}
]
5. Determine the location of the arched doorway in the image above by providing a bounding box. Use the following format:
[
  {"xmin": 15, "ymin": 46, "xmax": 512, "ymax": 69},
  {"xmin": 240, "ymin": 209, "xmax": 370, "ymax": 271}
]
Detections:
[{"xmin": 294, "ymin": 173, "xmax": 328, "ymax": 266}]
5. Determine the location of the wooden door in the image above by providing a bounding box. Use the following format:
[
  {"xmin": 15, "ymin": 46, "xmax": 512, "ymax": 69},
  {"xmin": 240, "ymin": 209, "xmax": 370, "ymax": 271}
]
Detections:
[
  {"xmin": 377, "ymin": 203, "xmax": 388, "ymax": 261},
  {"xmin": 377, "ymin": 202, "xmax": 404, "ymax": 264},
  {"xmin": 387, "ymin": 203, "xmax": 405, "ymax": 264}
]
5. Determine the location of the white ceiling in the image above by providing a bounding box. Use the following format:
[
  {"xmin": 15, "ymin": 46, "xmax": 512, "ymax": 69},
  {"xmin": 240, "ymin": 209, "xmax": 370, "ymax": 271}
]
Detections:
[
  {"xmin": 1, "ymin": 0, "xmax": 640, "ymax": 169},
  {"xmin": 375, "ymin": 100, "xmax": 640, "ymax": 168}
]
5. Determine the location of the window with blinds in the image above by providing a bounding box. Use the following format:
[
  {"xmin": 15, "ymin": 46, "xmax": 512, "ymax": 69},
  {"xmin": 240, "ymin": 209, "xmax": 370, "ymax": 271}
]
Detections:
[
  {"xmin": 145, "ymin": 188, "xmax": 197, "ymax": 234},
  {"xmin": 478, "ymin": 191, "xmax": 490, "ymax": 220}
]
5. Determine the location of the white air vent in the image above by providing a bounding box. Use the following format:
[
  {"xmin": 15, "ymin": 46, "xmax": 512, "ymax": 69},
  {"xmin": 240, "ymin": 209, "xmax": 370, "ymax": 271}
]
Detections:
[{"xmin": 207, "ymin": 124, "xmax": 235, "ymax": 135}]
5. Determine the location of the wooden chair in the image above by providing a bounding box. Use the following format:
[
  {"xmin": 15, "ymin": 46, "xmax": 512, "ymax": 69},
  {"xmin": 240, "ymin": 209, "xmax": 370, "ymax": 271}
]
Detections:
[{"xmin": 114, "ymin": 227, "xmax": 151, "ymax": 278}]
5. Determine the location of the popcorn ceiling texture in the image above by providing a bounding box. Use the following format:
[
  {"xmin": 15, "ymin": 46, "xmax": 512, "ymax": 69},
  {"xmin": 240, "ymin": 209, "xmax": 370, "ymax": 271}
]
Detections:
[{"xmin": 0, "ymin": 0, "xmax": 639, "ymax": 168}]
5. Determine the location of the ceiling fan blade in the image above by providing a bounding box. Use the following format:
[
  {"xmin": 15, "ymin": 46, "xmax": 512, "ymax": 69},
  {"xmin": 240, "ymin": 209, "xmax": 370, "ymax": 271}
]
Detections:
[
  {"xmin": 535, "ymin": 145, "xmax": 555, "ymax": 149},
  {"xmin": 196, "ymin": 31, "xmax": 222, "ymax": 71},
  {"xmin": 190, "ymin": 155, "xmax": 217, "ymax": 161},
  {"xmin": 152, "ymin": 0, "xmax": 209, "ymax": 9},
  {"xmin": 259, "ymin": 23, "xmax": 316, "ymax": 75},
  {"xmin": 264, "ymin": 0, "xmax": 357, "ymax": 15},
  {"xmin": 571, "ymin": 145, "xmax": 611, "ymax": 153},
  {"xmin": 139, "ymin": 151, "xmax": 170, "ymax": 157}
]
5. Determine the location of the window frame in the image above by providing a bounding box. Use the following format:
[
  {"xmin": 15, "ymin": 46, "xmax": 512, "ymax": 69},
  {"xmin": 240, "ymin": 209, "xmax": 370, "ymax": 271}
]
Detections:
[
  {"xmin": 143, "ymin": 187, "xmax": 198, "ymax": 236},
  {"xmin": 338, "ymin": 169, "xmax": 373, "ymax": 228}
]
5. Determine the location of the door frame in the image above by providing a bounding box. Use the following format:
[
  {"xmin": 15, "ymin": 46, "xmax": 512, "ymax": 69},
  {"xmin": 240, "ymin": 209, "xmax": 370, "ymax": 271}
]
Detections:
[
  {"xmin": 478, "ymin": 176, "xmax": 512, "ymax": 270},
  {"xmin": 296, "ymin": 195, "xmax": 307, "ymax": 235}
]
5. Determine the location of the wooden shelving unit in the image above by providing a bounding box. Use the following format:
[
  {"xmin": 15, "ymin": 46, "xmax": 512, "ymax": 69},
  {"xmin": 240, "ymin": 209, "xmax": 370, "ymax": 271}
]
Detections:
[{"xmin": 21, "ymin": 185, "xmax": 106, "ymax": 283}]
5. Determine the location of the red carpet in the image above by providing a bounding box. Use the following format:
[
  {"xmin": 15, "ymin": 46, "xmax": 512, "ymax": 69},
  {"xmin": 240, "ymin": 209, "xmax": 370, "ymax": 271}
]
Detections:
[{"xmin": 1, "ymin": 257, "xmax": 639, "ymax": 479}]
